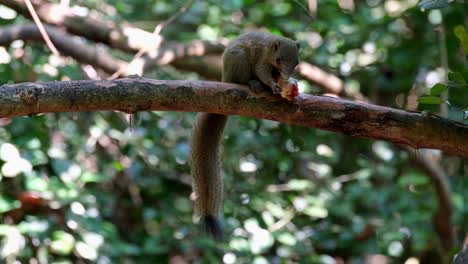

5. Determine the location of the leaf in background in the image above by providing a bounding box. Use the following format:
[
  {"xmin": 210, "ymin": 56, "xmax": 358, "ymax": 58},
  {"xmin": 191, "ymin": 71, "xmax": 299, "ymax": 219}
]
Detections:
[
  {"xmin": 417, "ymin": 96, "xmax": 444, "ymax": 105},
  {"xmin": 50, "ymin": 231, "xmax": 75, "ymax": 255},
  {"xmin": 430, "ymin": 83, "xmax": 447, "ymax": 96},
  {"xmin": 462, "ymin": 68, "xmax": 468, "ymax": 83},
  {"xmin": 80, "ymin": 172, "xmax": 111, "ymax": 183},
  {"xmin": 277, "ymin": 232, "xmax": 297, "ymax": 246},
  {"xmin": 287, "ymin": 179, "xmax": 314, "ymax": 191},
  {"xmin": 18, "ymin": 219, "xmax": 49, "ymax": 234},
  {"xmin": 454, "ymin": 25, "xmax": 468, "ymax": 54},
  {"xmin": 0, "ymin": 196, "xmax": 20, "ymax": 213},
  {"xmin": 304, "ymin": 206, "xmax": 328, "ymax": 219},
  {"xmin": 417, "ymin": 0, "xmax": 454, "ymax": 10},
  {"xmin": 26, "ymin": 177, "xmax": 48, "ymax": 192},
  {"xmin": 398, "ymin": 173, "xmax": 429, "ymax": 187},
  {"xmin": 448, "ymin": 72, "xmax": 466, "ymax": 84}
]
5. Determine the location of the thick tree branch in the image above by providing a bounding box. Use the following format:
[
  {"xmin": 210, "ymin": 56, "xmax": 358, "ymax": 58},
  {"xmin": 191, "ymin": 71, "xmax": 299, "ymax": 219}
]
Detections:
[
  {"xmin": 0, "ymin": 24, "xmax": 225, "ymax": 76},
  {"xmin": 0, "ymin": 23, "xmax": 126, "ymax": 73},
  {"xmin": 171, "ymin": 55, "xmax": 223, "ymax": 80},
  {"xmin": 297, "ymin": 62, "xmax": 343, "ymax": 95},
  {"xmin": 0, "ymin": 78, "xmax": 466, "ymax": 157}
]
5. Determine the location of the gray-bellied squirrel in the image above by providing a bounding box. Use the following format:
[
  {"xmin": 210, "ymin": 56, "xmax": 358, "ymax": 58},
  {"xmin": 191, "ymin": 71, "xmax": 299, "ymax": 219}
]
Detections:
[{"xmin": 189, "ymin": 31, "xmax": 300, "ymax": 240}]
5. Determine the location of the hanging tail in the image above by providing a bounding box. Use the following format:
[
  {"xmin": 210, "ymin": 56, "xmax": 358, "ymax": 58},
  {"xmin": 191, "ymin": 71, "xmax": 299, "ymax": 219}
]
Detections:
[{"xmin": 190, "ymin": 113, "xmax": 227, "ymax": 240}]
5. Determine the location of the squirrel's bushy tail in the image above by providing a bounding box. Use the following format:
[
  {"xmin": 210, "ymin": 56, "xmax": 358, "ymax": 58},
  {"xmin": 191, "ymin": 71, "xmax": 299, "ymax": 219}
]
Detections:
[{"xmin": 190, "ymin": 113, "xmax": 227, "ymax": 240}]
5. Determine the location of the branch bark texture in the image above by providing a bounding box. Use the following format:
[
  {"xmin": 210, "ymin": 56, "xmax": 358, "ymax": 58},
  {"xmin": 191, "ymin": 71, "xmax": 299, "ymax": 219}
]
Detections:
[{"xmin": 0, "ymin": 78, "xmax": 466, "ymax": 157}]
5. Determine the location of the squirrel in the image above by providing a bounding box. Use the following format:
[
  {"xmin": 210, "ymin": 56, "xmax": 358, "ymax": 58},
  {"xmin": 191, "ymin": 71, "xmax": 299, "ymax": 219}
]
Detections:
[{"xmin": 189, "ymin": 31, "xmax": 300, "ymax": 240}]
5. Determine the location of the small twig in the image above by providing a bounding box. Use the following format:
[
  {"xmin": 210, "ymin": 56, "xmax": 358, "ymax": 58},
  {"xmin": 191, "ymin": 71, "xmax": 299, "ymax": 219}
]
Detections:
[
  {"xmin": 292, "ymin": 0, "xmax": 316, "ymax": 19},
  {"xmin": 266, "ymin": 184, "xmax": 293, "ymax": 192},
  {"xmin": 24, "ymin": 0, "xmax": 60, "ymax": 56},
  {"xmin": 332, "ymin": 171, "xmax": 361, "ymax": 183},
  {"xmin": 268, "ymin": 208, "xmax": 295, "ymax": 232},
  {"xmin": 108, "ymin": 0, "xmax": 193, "ymax": 79},
  {"xmin": 152, "ymin": 0, "xmax": 193, "ymax": 36}
]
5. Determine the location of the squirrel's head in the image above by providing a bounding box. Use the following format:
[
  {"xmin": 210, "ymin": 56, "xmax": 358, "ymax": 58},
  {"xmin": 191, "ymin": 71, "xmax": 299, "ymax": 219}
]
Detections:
[{"xmin": 271, "ymin": 38, "xmax": 300, "ymax": 80}]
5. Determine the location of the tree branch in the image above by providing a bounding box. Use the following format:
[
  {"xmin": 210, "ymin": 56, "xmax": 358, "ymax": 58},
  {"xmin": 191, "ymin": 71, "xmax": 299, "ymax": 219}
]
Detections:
[
  {"xmin": 1, "ymin": 78, "xmax": 467, "ymax": 157},
  {"xmin": 0, "ymin": 23, "xmax": 126, "ymax": 73},
  {"xmin": 406, "ymin": 148, "xmax": 455, "ymax": 250},
  {"xmin": 0, "ymin": 24, "xmax": 226, "ymax": 76},
  {"xmin": 0, "ymin": 0, "xmax": 156, "ymax": 52},
  {"xmin": 297, "ymin": 62, "xmax": 343, "ymax": 95}
]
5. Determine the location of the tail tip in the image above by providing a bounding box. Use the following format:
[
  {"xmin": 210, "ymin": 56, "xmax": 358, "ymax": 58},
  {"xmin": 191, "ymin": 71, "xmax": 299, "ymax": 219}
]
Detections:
[{"xmin": 202, "ymin": 215, "xmax": 223, "ymax": 241}]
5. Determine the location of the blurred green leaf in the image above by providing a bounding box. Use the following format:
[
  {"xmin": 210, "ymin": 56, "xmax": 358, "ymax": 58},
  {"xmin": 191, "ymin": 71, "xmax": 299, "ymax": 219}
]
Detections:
[
  {"xmin": 277, "ymin": 232, "xmax": 296, "ymax": 246},
  {"xmin": 430, "ymin": 83, "xmax": 447, "ymax": 96},
  {"xmin": 50, "ymin": 231, "xmax": 75, "ymax": 255},
  {"xmin": 418, "ymin": 96, "xmax": 444, "ymax": 105},
  {"xmin": 398, "ymin": 173, "xmax": 429, "ymax": 186},
  {"xmin": 0, "ymin": 196, "xmax": 20, "ymax": 213},
  {"xmin": 417, "ymin": 0, "xmax": 453, "ymax": 10},
  {"xmin": 287, "ymin": 179, "xmax": 314, "ymax": 191},
  {"xmin": 112, "ymin": 161, "xmax": 125, "ymax": 171},
  {"xmin": 26, "ymin": 177, "xmax": 48, "ymax": 192},
  {"xmin": 454, "ymin": 25, "xmax": 468, "ymax": 54},
  {"xmin": 81, "ymin": 172, "xmax": 112, "ymax": 183},
  {"xmin": 448, "ymin": 72, "xmax": 466, "ymax": 84},
  {"xmin": 304, "ymin": 206, "xmax": 328, "ymax": 219}
]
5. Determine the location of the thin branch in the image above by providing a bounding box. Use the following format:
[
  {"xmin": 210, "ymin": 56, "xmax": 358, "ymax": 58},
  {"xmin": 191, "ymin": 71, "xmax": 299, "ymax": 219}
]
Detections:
[
  {"xmin": 153, "ymin": 0, "xmax": 193, "ymax": 35},
  {"xmin": 292, "ymin": 0, "xmax": 316, "ymax": 19},
  {"xmin": 405, "ymin": 147, "xmax": 455, "ymax": 250},
  {"xmin": 268, "ymin": 208, "xmax": 295, "ymax": 232},
  {"xmin": 297, "ymin": 62, "xmax": 344, "ymax": 95},
  {"xmin": 24, "ymin": 0, "xmax": 59, "ymax": 55},
  {"xmin": 0, "ymin": 78, "xmax": 467, "ymax": 158}
]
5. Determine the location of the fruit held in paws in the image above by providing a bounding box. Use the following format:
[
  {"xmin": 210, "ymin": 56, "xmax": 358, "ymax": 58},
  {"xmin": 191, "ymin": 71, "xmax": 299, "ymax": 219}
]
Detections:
[{"xmin": 278, "ymin": 77, "xmax": 299, "ymax": 100}]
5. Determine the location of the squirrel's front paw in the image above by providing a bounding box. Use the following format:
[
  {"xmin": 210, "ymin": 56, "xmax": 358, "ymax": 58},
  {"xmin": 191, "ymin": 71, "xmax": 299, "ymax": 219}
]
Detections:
[{"xmin": 248, "ymin": 80, "xmax": 266, "ymax": 93}]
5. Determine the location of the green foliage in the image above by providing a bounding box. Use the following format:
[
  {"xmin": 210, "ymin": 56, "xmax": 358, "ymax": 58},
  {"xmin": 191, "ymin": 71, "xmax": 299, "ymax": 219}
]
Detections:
[
  {"xmin": 454, "ymin": 25, "xmax": 468, "ymax": 54},
  {"xmin": 418, "ymin": 95, "xmax": 444, "ymax": 105},
  {"xmin": 417, "ymin": 0, "xmax": 456, "ymax": 10},
  {"xmin": 429, "ymin": 83, "xmax": 447, "ymax": 96},
  {"xmin": 0, "ymin": 0, "xmax": 467, "ymax": 263}
]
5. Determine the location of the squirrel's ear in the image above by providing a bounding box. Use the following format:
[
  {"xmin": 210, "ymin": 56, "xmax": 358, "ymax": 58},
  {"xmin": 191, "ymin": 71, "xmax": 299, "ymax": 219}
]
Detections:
[
  {"xmin": 296, "ymin": 41, "xmax": 300, "ymax": 50},
  {"xmin": 272, "ymin": 40, "xmax": 280, "ymax": 51}
]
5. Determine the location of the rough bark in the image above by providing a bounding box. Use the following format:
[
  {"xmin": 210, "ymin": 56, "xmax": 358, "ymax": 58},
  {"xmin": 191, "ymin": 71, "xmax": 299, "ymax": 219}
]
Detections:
[{"xmin": 0, "ymin": 78, "xmax": 467, "ymax": 157}]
